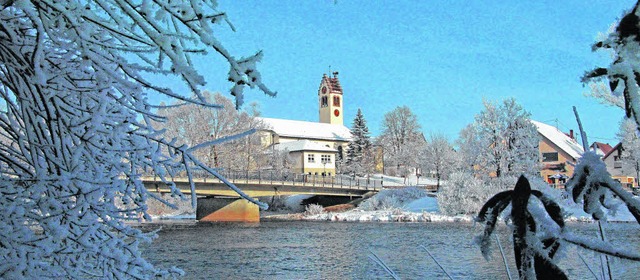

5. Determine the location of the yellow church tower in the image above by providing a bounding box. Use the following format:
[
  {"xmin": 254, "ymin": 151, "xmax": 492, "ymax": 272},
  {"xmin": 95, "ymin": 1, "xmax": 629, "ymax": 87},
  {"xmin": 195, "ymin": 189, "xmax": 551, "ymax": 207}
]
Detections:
[{"xmin": 318, "ymin": 72, "xmax": 344, "ymax": 125}]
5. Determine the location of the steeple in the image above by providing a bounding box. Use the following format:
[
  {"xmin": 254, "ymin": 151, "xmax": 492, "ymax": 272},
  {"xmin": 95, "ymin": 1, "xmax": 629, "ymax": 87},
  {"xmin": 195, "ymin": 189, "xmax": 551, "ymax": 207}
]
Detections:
[{"xmin": 318, "ymin": 72, "xmax": 344, "ymax": 125}]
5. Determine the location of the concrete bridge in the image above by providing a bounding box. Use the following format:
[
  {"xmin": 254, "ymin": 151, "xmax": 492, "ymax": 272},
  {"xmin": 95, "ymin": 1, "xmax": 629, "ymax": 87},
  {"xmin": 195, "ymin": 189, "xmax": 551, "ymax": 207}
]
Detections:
[{"xmin": 142, "ymin": 171, "xmax": 383, "ymax": 222}]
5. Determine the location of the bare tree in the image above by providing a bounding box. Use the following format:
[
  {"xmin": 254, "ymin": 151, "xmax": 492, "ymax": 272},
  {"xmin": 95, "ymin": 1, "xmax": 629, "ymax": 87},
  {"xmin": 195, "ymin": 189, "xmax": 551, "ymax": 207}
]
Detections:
[
  {"xmin": 0, "ymin": 1, "xmax": 273, "ymax": 278},
  {"xmin": 378, "ymin": 106, "xmax": 423, "ymax": 177},
  {"xmin": 420, "ymin": 133, "xmax": 457, "ymax": 190},
  {"xmin": 159, "ymin": 92, "xmax": 267, "ymax": 171}
]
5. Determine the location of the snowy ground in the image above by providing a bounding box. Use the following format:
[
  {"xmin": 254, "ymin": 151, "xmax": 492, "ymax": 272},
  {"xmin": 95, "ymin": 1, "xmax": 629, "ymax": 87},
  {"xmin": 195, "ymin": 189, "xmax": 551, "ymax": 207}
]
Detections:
[{"xmin": 300, "ymin": 192, "xmax": 639, "ymax": 223}]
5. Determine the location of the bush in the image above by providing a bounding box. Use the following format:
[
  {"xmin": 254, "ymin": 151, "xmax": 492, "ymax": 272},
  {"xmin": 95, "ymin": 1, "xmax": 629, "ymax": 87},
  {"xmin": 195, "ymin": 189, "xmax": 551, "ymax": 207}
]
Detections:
[{"xmin": 304, "ymin": 204, "xmax": 325, "ymax": 216}]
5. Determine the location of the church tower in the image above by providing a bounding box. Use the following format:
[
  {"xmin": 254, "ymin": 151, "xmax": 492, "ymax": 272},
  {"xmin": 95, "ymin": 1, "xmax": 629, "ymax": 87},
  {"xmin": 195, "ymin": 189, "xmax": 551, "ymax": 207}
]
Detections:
[{"xmin": 318, "ymin": 72, "xmax": 344, "ymax": 125}]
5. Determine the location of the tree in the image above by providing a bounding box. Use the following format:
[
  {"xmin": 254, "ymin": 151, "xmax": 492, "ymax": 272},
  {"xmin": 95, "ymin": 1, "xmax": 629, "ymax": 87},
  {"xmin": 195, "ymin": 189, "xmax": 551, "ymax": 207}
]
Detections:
[
  {"xmin": 617, "ymin": 118, "xmax": 640, "ymax": 182},
  {"xmin": 378, "ymin": 106, "xmax": 423, "ymax": 177},
  {"xmin": 160, "ymin": 92, "xmax": 268, "ymax": 171},
  {"xmin": 0, "ymin": 1, "xmax": 272, "ymax": 278},
  {"xmin": 458, "ymin": 98, "xmax": 540, "ymax": 179},
  {"xmin": 344, "ymin": 108, "xmax": 374, "ymax": 175},
  {"xmin": 420, "ymin": 133, "xmax": 457, "ymax": 190},
  {"xmin": 584, "ymin": 1, "xmax": 640, "ymax": 131}
]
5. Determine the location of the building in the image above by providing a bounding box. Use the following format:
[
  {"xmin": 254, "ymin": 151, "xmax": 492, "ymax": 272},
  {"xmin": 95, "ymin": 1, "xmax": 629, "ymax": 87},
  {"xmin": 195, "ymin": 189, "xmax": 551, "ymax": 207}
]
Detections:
[
  {"xmin": 532, "ymin": 120, "xmax": 584, "ymax": 188},
  {"xmin": 603, "ymin": 143, "xmax": 638, "ymax": 189},
  {"xmin": 591, "ymin": 142, "xmax": 614, "ymax": 158},
  {"xmin": 258, "ymin": 72, "xmax": 352, "ymax": 176}
]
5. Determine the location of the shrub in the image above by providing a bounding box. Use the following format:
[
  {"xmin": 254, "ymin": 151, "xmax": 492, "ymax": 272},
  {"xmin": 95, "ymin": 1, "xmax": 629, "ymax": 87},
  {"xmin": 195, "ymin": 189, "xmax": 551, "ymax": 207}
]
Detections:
[{"xmin": 304, "ymin": 204, "xmax": 325, "ymax": 216}]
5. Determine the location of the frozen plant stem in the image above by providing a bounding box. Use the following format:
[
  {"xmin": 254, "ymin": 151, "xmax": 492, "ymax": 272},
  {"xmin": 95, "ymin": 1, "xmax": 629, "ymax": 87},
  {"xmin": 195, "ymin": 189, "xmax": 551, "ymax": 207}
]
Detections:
[
  {"xmin": 494, "ymin": 235, "xmax": 512, "ymax": 280},
  {"xmin": 420, "ymin": 245, "xmax": 454, "ymax": 280},
  {"xmin": 573, "ymin": 106, "xmax": 613, "ymax": 280},
  {"xmin": 368, "ymin": 249, "xmax": 400, "ymax": 280},
  {"xmin": 578, "ymin": 252, "xmax": 600, "ymax": 280}
]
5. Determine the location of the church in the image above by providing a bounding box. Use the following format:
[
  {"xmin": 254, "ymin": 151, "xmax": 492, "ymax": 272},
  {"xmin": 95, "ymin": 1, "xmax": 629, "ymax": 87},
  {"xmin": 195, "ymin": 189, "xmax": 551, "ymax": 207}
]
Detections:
[{"xmin": 258, "ymin": 72, "xmax": 352, "ymax": 176}]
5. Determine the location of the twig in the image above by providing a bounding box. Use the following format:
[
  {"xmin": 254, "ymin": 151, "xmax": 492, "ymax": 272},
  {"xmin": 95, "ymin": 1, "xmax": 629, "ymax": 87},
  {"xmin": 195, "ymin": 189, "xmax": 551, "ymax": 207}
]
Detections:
[
  {"xmin": 598, "ymin": 223, "xmax": 613, "ymax": 280},
  {"xmin": 368, "ymin": 249, "xmax": 400, "ymax": 280},
  {"xmin": 573, "ymin": 106, "xmax": 613, "ymax": 280},
  {"xmin": 494, "ymin": 235, "xmax": 513, "ymax": 280},
  {"xmin": 573, "ymin": 106, "xmax": 590, "ymax": 151},
  {"xmin": 578, "ymin": 252, "xmax": 600, "ymax": 280},
  {"xmin": 420, "ymin": 245, "xmax": 454, "ymax": 280}
]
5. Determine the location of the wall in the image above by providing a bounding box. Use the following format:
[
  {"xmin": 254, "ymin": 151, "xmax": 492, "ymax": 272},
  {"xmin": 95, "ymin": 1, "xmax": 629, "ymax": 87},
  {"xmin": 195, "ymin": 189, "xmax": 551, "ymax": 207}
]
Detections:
[{"xmin": 539, "ymin": 137, "xmax": 576, "ymax": 187}]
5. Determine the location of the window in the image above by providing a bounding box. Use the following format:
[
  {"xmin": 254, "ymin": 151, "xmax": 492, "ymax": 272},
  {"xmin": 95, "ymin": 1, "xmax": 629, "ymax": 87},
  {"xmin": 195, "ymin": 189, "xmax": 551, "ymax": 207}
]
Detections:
[
  {"xmin": 307, "ymin": 154, "xmax": 315, "ymax": 163},
  {"xmin": 542, "ymin": 152, "xmax": 558, "ymax": 162},
  {"xmin": 321, "ymin": 96, "xmax": 328, "ymax": 107},
  {"xmin": 614, "ymin": 161, "xmax": 623, "ymax": 169},
  {"xmin": 321, "ymin": 155, "xmax": 331, "ymax": 164},
  {"xmin": 333, "ymin": 96, "xmax": 340, "ymax": 106}
]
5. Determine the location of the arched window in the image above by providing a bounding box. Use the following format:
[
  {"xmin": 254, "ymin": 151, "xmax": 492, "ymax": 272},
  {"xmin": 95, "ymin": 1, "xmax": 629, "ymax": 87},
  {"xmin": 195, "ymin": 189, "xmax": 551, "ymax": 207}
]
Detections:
[
  {"xmin": 321, "ymin": 96, "xmax": 328, "ymax": 107},
  {"xmin": 333, "ymin": 96, "xmax": 340, "ymax": 106}
]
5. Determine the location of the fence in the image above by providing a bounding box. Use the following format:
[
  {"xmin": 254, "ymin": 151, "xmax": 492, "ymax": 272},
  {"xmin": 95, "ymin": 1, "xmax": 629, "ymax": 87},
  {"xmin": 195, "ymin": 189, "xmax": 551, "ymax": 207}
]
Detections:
[{"xmin": 155, "ymin": 169, "xmax": 384, "ymax": 190}]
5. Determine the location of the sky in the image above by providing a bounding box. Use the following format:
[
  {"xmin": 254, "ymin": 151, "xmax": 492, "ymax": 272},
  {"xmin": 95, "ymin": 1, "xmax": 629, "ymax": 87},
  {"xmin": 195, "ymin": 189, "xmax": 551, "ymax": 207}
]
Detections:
[{"xmin": 152, "ymin": 1, "xmax": 637, "ymax": 144}]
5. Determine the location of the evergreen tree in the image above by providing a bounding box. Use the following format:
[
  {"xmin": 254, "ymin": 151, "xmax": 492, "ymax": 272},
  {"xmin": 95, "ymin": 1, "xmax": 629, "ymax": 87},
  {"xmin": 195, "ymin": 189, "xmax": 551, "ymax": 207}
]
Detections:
[{"xmin": 344, "ymin": 109, "xmax": 373, "ymax": 175}]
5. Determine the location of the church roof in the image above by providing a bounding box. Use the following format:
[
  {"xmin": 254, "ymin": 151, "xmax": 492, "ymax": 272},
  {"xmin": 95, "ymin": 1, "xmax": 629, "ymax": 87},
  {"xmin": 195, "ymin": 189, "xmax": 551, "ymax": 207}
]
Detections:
[
  {"xmin": 273, "ymin": 140, "xmax": 338, "ymax": 152},
  {"xmin": 258, "ymin": 117, "xmax": 352, "ymax": 142},
  {"xmin": 531, "ymin": 120, "xmax": 584, "ymax": 160},
  {"xmin": 321, "ymin": 72, "xmax": 342, "ymax": 94}
]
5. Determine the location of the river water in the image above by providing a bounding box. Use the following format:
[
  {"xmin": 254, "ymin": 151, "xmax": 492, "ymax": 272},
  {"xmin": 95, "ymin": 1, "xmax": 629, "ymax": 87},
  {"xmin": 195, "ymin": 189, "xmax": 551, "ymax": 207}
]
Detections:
[{"xmin": 140, "ymin": 221, "xmax": 640, "ymax": 279}]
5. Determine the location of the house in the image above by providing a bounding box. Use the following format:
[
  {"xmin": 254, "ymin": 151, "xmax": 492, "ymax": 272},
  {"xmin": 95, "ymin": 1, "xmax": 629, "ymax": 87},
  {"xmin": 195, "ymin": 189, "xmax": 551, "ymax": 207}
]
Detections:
[
  {"xmin": 531, "ymin": 120, "xmax": 584, "ymax": 188},
  {"xmin": 603, "ymin": 143, "xmax": 637, "ymax": 189},
  {"xmin": 590, "ymin": 142, "xmax": 614, "ymax": 158},
  {"xmin": 258, "ymin": 72, "xmax": 352, "ymax": 176}
]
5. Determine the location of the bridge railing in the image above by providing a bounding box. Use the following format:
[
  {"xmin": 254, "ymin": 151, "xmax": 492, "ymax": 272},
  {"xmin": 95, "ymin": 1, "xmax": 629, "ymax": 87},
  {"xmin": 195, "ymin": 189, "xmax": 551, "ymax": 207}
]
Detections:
[{"xmin": 167, "ymin": 169, "xmax": 383, "ymax": 191}]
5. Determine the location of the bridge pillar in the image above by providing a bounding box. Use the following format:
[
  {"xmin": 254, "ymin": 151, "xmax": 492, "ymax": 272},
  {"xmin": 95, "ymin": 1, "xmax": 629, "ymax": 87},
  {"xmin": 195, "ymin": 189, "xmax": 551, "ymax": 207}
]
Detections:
[{"xmin": 196, "ymin": 197, "xmax": 259, "ymax": 222}]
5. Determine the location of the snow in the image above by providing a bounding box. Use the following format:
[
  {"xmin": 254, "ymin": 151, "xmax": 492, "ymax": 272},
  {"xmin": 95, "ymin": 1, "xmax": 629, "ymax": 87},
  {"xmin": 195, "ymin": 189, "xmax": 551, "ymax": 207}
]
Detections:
[
  {"xmin": 531, "ymin": 120, "xmax": 584, "ymax": 160},
  {"xmin": 258, "ymin": 117, "xmax": 353, "ymax": 141},
  {"xmin": 273, "ymin": 140, "xmax": 337, "ymax": 152},
  {"xmin": 405, "ymin": 196, "xmax": 440, "ymax": 213}
]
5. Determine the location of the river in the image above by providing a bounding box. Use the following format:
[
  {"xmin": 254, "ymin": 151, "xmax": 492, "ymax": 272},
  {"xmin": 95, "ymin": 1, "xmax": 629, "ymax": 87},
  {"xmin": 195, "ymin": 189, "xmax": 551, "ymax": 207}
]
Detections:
[{"xmin": 140, "ymin": 221, "xmax": 640, "ymax": 279}]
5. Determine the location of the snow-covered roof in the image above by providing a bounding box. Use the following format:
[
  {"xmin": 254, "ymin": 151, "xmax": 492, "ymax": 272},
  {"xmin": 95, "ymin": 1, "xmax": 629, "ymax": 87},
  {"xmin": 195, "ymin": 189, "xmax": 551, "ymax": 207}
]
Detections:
[
  {"xmin": 531, "ymin": 120, "xmax": 584, "ymax": 160},
  {"xmin": 258, "ymin": 117, "xmax": 352, "ymax": 142},
  {"xmin": 274, "ymin": 140, "xmax": 337, "ymax": 152},
  {"xmin": 591, "ymin": 142, "xmax": 614, "ymax": 156}
]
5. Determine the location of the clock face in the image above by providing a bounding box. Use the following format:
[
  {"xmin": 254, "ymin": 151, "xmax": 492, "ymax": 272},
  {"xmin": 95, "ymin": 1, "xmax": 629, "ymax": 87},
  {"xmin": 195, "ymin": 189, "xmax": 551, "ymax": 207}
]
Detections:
[
  {"xmin": 322, "ymin": 87, "xmax": 327, "ymax": 94},
  {"xmin": 334, "ymin": 109, "xmax": 340, "ymax": 117}
]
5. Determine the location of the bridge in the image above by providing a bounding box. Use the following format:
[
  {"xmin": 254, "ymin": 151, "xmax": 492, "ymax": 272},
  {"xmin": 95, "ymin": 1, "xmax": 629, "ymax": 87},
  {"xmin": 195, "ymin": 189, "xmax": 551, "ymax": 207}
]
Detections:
[
  {"xmin": 142, "ymin": 170, "xmax": 383, "ymax": 222},
  {"xmin": 143, "ymin": 170, "xmax": 383, "ymax": 197}
]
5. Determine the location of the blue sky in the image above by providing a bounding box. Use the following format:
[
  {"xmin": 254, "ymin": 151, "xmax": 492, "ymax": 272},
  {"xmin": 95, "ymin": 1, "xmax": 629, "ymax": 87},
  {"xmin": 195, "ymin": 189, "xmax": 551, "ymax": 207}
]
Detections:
[{"xmin": 153, "ymin": 1, "xmax": 637, "ymax": 144}]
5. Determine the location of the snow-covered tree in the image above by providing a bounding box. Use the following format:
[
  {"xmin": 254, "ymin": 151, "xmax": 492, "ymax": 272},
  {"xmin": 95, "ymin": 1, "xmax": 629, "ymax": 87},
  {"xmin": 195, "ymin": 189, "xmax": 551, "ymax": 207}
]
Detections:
[
  {"xmin": 458, "ymin": 98, "xmax": 540, "ymax": 179},
  {"xmin": 617, "ymin": 118, "xmax": 640, "ymax": 184},
  {"xmin": 438, "ymin": 172, "xmax": 489, "ymax": 215},
  {"xmin": 159, "ymin": 92, "xmax": 267, "ymax": 171},
  {"xmin": 377, "ymin": 106, "xmax": 424, "ymax": 177},
  {"xmin": 583, "ymin": 1, "xmax": 640, "ymax": 131},
  {"xmin": 344, "ymin": 108, "xmax": 374, "ymax": 176},
  {"xmin": 0, "ymin": 1, "xmax": 273, "ymax": 278},
  {"xmin": 419, "ymin": 133, "xmax": 457, "ymax": 190}
]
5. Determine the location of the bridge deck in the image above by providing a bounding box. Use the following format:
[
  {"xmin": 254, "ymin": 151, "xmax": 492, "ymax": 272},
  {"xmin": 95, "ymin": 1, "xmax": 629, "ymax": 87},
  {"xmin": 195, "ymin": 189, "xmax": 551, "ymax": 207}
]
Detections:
[{"xmin": 142, "ymin": 176, "xmax": 382, "ymax": 197}]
